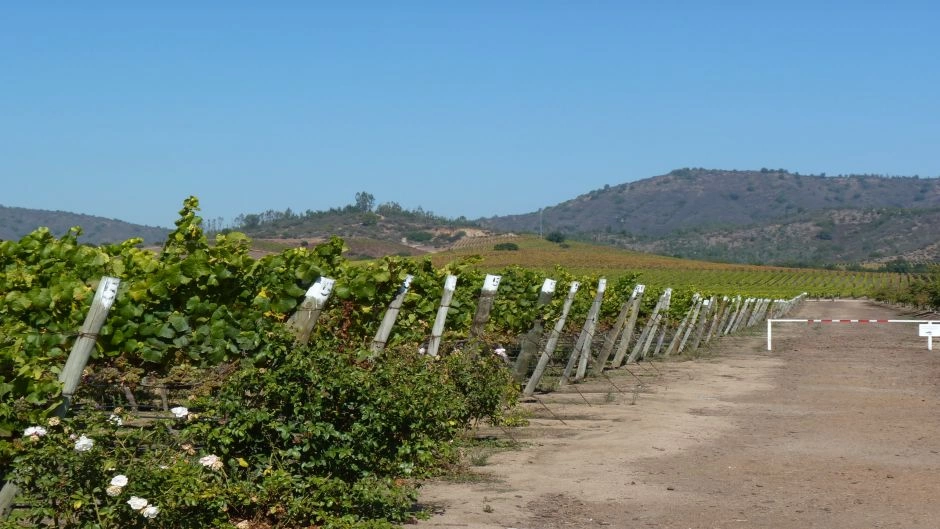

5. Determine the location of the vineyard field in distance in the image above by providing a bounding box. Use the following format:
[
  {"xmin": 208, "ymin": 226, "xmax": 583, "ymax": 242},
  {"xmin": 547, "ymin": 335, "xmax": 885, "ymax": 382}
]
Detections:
[{"xmin": 431, "ymin": 234, "xmax": 927, "ymax": 299}]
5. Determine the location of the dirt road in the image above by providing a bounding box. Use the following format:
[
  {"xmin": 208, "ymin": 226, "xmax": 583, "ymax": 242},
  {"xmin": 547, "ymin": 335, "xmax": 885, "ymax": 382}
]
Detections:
[{"xmin": 417, "ymin": 300, "xmax": 940, "ymax": 529}]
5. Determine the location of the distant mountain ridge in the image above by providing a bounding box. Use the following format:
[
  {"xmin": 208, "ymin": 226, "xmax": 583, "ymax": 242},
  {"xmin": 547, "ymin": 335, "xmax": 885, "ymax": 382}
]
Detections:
[
  {"xmin": 5, "ymin": 168, "xmax": 940, "ymax": 266},
  {"xmin": 0, "ymin": 205, "xmax": 169, "ymax": 245},
  {"xmin": 480, "ymin": 168, "xmax": 940, "ymax": 266}
]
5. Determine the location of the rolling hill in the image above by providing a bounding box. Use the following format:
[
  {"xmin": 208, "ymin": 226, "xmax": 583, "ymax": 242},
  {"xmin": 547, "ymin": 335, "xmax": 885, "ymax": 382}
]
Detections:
[
  {"xmin": 0, "ymin": 205, "xmax": 169, "ymax": 245},
  {"xmin": 4, "ymin": 168, "xmax": 940, "ymax": 267},
  {"xmin": 479, "ymin": 168, "xmax": 940, "ymax": 266}
]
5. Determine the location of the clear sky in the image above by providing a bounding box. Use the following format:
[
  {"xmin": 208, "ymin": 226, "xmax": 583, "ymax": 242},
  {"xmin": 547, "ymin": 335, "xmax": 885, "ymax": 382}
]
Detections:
[{"xmin": 2, "ymin": 1, "xmax": 938, "ymax": 228}]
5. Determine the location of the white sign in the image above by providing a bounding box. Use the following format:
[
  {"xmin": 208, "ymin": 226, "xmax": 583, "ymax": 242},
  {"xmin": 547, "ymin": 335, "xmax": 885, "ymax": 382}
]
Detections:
[
  {"xmin": 919, "ymin": 323, "xmax": 940, "ymax": 337},
  {"xmin": 541, "ymin": 278, "xmax": 557, "ymax": 294},
  {"xmin": 306, "ymin": 277, "xmax": 335, "ymax": 303},
  {"xmin": 444, "ymin": 274, "xmax": 458, "ymax": 291},
  {"xmin": 99, "ymin": 277, "xmax": 121, "ymax": 310},
  {"xmin": 482, "ymin": 274, "xmax": 501, "ymax": 293},
  {"xmin": 597, "ymin": 278, "xmax": 607, "ymax": 293}
]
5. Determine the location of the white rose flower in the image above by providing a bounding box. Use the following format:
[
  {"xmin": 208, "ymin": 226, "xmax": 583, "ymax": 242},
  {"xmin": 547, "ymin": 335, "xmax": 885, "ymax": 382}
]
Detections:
[
  {"xmin": 127, "ymin": 496, "xmax": 149, "ymax": 510},
  {"xmin": 110, "ymin": 474, "xmax": 129, "ymax": 488},
  {"xmin": 105, "ymin": 485, "xmax": 123, "ymax": 497},
  {"xmin": 170, "ymin": 406, "xmax": 189, "ymax": 418},
  {"xmin": 141, "ymin": 505, "xmax": 160, "ymax": 519},
  {"xmin": 199, "ymin": 454, "xmax": 223, "ymax": 470},
  {"xmin": 73, "ymin": 434, "xmax": 94, "ymax": 452},
  {"xmin": 23, "ymin": 426, "xmax": 47, "ymax": 437}
]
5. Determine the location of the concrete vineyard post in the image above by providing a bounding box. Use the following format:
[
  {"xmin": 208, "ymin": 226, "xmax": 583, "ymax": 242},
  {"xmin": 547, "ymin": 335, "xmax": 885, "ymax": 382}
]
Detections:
[
  {"xmin": 426, "ymin": 274, "xmax": 457, "ymax": 358},
  {"xmin": 513, "ymin": 278, "xmax": 557, "ymax": 382},
  {"xmin": 470, "ymin": 274, "xmax": 501, "ymax": 338},
  {"xmin": 523, "ymin": 281, "xmax": 580, "ymax": 397},
  {"xmin": 370, "ymin": 275, "xmax": 414, "ymax": 355},
  {"xmin": 287, "ymin": 276, "xmax": 335, "ymax": 345}
]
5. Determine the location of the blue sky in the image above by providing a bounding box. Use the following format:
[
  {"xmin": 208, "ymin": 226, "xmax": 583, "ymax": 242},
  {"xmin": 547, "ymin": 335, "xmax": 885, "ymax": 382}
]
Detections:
[{"xmin": 2, "ymin": 2, "xmax": 938, "ymax": 228}]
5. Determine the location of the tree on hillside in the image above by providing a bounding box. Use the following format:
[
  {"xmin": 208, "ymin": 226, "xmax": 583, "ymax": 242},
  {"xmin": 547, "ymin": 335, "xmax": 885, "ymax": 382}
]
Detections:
[{"xmin": 355, "ymin": 191, "xmax": 375, "ymax": 212}]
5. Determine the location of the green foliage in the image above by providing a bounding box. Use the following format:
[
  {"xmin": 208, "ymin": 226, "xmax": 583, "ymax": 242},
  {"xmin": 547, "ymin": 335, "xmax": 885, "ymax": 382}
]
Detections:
[
  {"xmin": 404, "ymin": 231, "xmax": 433, "ymax": 243},
  {"xmin": 493, "ymin": 242, "xmax": 519, "ymax": 251},
  {"xmin": 545, "ymin": 231, "xmax": 566, "ymax": 244},
  {"xmin": 3, "ymin": 412, "xmax": 231, "ymax": 528}
]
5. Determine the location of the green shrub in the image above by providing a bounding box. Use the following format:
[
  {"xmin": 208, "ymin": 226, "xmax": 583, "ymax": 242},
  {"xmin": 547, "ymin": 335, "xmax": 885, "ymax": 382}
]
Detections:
[
  {"xmin": 493, "ymin": 242, "xmax": 519, "ymax": 251},
  {"xmin": 404, "ymin": 231, "xmax": 433, "ymax": 243}
]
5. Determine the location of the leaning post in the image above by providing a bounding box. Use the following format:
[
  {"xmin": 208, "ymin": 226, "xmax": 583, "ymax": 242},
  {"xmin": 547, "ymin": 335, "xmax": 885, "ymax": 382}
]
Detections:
[
  {"xmin": 287, "ymin": 276, "xmax": 336, "ymax": 345},
  {"xmin": 469, "ymin": 274, "xmax": 502, "ymax": 338},
  {"xmin": 512, "ymin": 278, "xmax": 557, "ymax": 382},
  {"xmin": 426, "ymin": 274, "xmax": 457, "ymax": 358},
  {"xmin": 370, "ymin": 275, "xmax": 414, "ymax": 355},
  {"xmin": 523, "ymin": 281, "xmax": 580, "ymax": 397},
  {"xmin": 1, "ymin": 276, "xmax": 120, "ymax": 518}
]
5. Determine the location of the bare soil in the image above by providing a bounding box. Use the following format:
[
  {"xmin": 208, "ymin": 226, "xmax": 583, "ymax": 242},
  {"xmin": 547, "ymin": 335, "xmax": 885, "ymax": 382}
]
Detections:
[{"xmin": 416, "ymin": 300, "xmax": 940, "ymax": 529}]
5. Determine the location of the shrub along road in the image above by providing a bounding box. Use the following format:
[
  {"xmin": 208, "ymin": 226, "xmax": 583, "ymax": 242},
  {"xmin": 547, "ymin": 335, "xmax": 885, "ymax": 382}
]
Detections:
[{"xmin": 418, "ymin": 300, "xmax": 940, "ymax": 528}]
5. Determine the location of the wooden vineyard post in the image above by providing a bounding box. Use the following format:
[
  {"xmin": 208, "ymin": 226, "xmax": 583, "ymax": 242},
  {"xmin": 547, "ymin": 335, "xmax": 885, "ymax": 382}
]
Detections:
[
  {"xmin": 689, "ymin": 296, "xmax": 716, "ymax": 351},
  {"xmin": 370, "ymin": 275, "xmax": 414, "ymax": 355},
  {"xmin": 750, "ymin": 298, "xmax": 770, "ymax": 327},
  {"xmin": 704, "ymin": 296, "xmax": 728, "ymax": 345},
  {"xmin": 626, "ymin": 288, "xmax": 671, "ymax": 364},
  {"xmin": 720, "ymin": 296, "xmax": 741, "ymax": 336},
  {"xmin": 512, "ymin": 278, "xmax": 557, "ymax": 382},
  {"xmin": 287, "ymin": 276, "xmax": 335, "ymax": 345},
  {"xmin": 676, "ymin": 295, "xmax": 705, "ymax": 355},
  {"xmin": 664, "ymin": 293, "xmax": 700, "ymax": 356},
  {"xmin": 652, "ymin": 315, "xmax": 670, "ymax": 356},
  {"xmin": 732, "ymin": 298, "xmax": 754, "ymax": 333},
  {"xmin": 728, "ymin": 298, "xmax": 747, "ymax": 333},
  {"xmin": 523, "ymin": 281, "xmax": 580, "ymax": 397},
  {"xmin": 559, "ymin": 279, "xmax": 604, "ymax": 384},
  {"xmin": 1, "ymin": 276, "xmax": 120, "ymax": 519},
  {"xmin": 469, "ymin": 274, "xmax": 501, "ymax": 338},
  {"xmin": 573, "ymin": 278, "xmax": 607, "ymax": 382},
  {"xmin": 592, "ymin": 284, "xmax": 643, "ymax": 376},
  {"xmin": 636, "ymin": 313, "xmax": 662, "ymax": 360},
  {"xmin": 609, "ymin": 285, "xmax": 645, "ymax": 368},
  {"xmin": 426, "ymin": 274, "xmax": 457, "ymax": 358}
]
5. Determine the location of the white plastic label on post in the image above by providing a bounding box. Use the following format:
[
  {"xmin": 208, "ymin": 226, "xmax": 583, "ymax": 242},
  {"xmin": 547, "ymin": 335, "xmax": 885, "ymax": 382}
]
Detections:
[
  {"xmin": 919, "ymin": 324, "xmax": 940, "ymax": 336},
  {"xmin": 703, "ymin": 299, "xmax": 711, "ymax": 306},
  {"xmin": 633, "ymin": 284, "xmax": 646, "ymax": 295},
  {"xmin": 444, "ymin": 274, "xmax": 457, "ymax": 291},
  {"xmin": 306, "ymin": 277, "xmax": 335, "ymax": 303},
  {"xmin": 99, "ymin": 277, "xmax": 121, "ymax": 310},
  {"xmin": 482, "ymin": 274, "xmax": 501, "ymax": 292},
  {"xmin": 541, "ymin": 278, "xmax": 557, "ymax": 294},
  {"xmin": 597, "ymin": 278, "xmax": 607, "ymax": 293},
  {"xmin": 569, "ymin": 281, "xmax": 581, "ymax": 294},
  {"xmin": 401, "ymin": 274, "xmax": 414, "ymax": 290}
]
